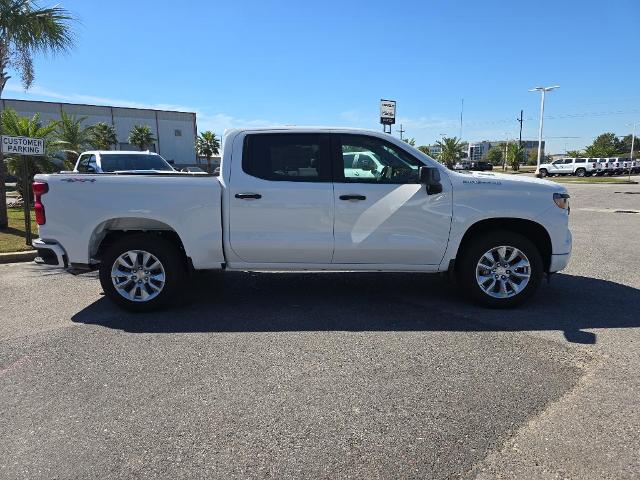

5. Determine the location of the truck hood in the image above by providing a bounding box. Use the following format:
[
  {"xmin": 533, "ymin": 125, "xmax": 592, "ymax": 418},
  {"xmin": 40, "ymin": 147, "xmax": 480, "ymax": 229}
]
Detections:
[{"xmin": 451, "ymin": 170, "xmax": 565, "ymax": 192}]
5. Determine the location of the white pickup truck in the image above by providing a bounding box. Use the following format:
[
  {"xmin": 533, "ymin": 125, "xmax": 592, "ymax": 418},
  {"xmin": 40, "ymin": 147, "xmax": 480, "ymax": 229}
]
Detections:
[{"xmin": 32, "ymin": 128, "xmax": 572, "ymax": 311}]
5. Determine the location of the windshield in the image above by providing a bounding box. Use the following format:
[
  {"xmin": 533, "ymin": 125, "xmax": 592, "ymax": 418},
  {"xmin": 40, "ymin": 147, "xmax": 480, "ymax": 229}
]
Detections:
[{"xmin": 100, "ymin": 154, "xmax": 173, "ymax": 172}]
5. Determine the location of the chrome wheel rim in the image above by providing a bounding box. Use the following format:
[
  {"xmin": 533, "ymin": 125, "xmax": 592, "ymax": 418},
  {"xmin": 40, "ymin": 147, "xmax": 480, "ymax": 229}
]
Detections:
[
  {"xmin": 111, "ymin": 250, "xmax": 166, "ymax": 302},
  {"xmin": 475, "ymin": 246, "xmax": 531, "ymax": 299}
]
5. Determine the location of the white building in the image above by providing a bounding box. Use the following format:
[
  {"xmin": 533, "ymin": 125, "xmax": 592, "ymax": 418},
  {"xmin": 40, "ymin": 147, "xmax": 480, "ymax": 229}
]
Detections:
[{"xmin": 0, "ymin": 99, "xmax": 197, "ymax": 166}]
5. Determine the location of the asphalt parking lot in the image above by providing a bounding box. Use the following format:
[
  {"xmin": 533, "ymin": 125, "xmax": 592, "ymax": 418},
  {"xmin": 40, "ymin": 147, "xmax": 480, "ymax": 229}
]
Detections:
[{"xmin": 1, "ymin": 182, "xmax": 639, "ymax": 479}]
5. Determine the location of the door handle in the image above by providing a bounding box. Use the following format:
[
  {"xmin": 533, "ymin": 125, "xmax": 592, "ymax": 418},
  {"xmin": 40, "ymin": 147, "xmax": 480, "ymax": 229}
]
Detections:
[
  {"xmin": 339, "ymin": 194, "xmax": 366, "ymax": 201},
  {"xmin": 235, "ymin": 193, "xmax": 262, "ymax": 199}
]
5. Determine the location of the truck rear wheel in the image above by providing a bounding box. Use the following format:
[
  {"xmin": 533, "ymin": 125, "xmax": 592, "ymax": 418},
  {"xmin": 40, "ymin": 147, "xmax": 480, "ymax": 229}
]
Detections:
[
  {"xmin": 457, "ymin": 230, "xmax": 543, "ymax": 308},
  {"xmin": 99, "ymin": 234, "xmax": 186, "ymax": 312}
]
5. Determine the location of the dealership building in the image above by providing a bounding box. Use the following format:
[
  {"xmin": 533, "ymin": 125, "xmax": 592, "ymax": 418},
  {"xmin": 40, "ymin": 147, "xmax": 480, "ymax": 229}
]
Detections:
[
  {"xmin": 0, "ymin": 99, "xmax": 197, "ymax": 166},
  {"xmin": 467, "ymin": 140, "xmax": 544, "ymax": 162}
]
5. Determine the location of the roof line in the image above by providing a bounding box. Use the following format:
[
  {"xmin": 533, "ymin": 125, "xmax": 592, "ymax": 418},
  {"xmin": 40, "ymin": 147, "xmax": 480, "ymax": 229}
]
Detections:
[{"xmin": 1, "ymin": 98, "xmax": 196, "ymax": 116}]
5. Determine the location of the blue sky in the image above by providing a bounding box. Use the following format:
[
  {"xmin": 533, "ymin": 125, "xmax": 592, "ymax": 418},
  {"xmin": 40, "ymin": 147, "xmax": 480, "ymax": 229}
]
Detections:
[{"xmin": 5, "ymin": 0, "xmax": 639, "ymax": 153}]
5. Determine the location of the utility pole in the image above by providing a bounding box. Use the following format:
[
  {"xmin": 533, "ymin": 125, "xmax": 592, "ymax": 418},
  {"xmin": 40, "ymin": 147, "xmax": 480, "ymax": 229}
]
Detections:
[
  {"xmin": 397, "ymin": 124, "xmax": 405, "ymax": 140},
  {"xmin": 517, "ymin": 110, "xmax": 523, "ymax": 148},
  {"xmin": 459, "ymin": 99, "xmax": 464, "ymax": 139},
  {"xmin": 628, "ymin": 122, "xmax": 636, "ymax": 182}
]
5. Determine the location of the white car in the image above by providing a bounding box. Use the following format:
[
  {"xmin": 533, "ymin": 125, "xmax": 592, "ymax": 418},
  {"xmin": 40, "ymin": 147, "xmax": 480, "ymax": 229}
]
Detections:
[
  {"xmin": 32, "ymin": 127, "xmax": 572, "ymax": 311},
  {"xmin": 74, "ymin": 150, "xmax": 175, "ymax": 173}
]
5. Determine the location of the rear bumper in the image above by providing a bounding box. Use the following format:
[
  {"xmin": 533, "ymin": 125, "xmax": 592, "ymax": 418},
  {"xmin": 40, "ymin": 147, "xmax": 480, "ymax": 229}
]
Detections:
[{"xmin": 33, "ymin": 238, "xmax": 68, "ymax": 268}]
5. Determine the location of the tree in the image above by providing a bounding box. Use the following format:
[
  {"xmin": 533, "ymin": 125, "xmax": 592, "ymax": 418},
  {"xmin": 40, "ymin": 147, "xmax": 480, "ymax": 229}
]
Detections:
[
  {"xmin": 89, "ymin": 122, "xmax": 118, "ymax": 150},
  {"xmin": 52, "ymin": 111, "xmax": 92, "ymax": 167},
  {"xmin": 417, "ymin": 145, "xmax": 430, "ymax": 155},
  {"xmin": 0, "ymin": 0, "xmax": 75, "ymax": 228},
  {"xmin": 436, "ymin": 136, "xmax": 466, "ymax": 169},
  {"xmin": 485, "ymin": 146, "xmax": 503, "ymax": 166},
  {"xmin": 128, "ymin": 125, "xmax": 156, "ymax": 151},
  {"xmin": 196, "ymin": 131, "xmax": 220, "ymax": 173},
  {"xmin": 1, "ymin": 109, "xmax": 57, "ymax": 201},
  {"xmin": 403, "ymin": 137, "xmax": 416, "ymax": 147},
  {"xmin": 619, "ymin": 134, "xmax": 639, "ymax": 156},
  {"xmin": 584, "ymin": 133, "xmax": 621, "ymax": 158},
  {"xmin": 506, "ymin": 143, "xmax": 526, "ymax": 171},
  {"xmin": 566, "ymin": 150, "xmax": 583, "ymax": 157}
]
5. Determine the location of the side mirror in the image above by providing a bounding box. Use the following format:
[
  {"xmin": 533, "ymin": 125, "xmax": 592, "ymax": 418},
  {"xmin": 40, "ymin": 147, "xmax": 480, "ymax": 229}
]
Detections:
[{"xmin": 419, "ymin": 166, "xmax": 443, "ymax": 195}]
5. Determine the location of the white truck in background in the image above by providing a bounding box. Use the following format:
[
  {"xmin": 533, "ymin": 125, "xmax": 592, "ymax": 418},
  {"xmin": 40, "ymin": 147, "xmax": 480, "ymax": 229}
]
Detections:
[
  {"xmin": 32, "ymin": 127, "xmax": 572, "ymax": 311},
  {"xmin": 538, "ymin": 157, "xmax": 597, "ymax": 177}
]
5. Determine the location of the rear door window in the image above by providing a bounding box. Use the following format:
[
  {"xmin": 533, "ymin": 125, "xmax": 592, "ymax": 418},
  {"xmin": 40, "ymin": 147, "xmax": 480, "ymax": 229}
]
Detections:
[{"xmin": 242, "ymin": 134, "xmax": 331, "ymax": 182}]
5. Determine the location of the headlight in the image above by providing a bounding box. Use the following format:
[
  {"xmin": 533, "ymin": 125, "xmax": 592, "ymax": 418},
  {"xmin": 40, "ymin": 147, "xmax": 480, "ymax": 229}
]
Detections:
[{"xmin": 553, "ymin": 192, "xmax": 570, "ymax": 210}]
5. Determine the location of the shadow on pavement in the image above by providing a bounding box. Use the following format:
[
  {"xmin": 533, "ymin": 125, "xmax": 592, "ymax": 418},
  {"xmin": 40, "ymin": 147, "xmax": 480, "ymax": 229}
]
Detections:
[{"xmin": 72, "ymin": 272, "xmax": 640, "ymax": 344}]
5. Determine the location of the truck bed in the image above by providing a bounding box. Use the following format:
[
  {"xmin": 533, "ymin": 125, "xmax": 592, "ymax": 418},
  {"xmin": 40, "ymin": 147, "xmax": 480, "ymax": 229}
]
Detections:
[{"xmin": 33, "ymin": 172, "xmax": 225, "ymax": 270}]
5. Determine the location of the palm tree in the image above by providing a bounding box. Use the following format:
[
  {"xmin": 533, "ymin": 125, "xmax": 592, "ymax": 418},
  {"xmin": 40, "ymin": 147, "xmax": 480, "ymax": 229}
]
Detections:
[
  {"xmin": 436, "ymin": 136, "xmax": 466, "ymax": 169},
  {"xmin": 52, "ymin": 111, "xmax": 92, "ymax": 167},
  {"xmin": 89, "ymin": 122, "xmax": 118, "ymax": 150},
  {"xmin": 0, "ymin": 0, "xmax": 75, "ymax": 228},
  {"xmin": 506, "ymin": 143, "xmax": 526, "ymax": 171},
  {"xmin": 1, "ymin": 109, "xmax": 57, "ymax": 201},
  {"xmin": 196, "ymin": 131, "xmax": 220, "ymax": 173},
  {"xmin": 128, "ymin": 125, "xmax": 156, "ymax": 151}
]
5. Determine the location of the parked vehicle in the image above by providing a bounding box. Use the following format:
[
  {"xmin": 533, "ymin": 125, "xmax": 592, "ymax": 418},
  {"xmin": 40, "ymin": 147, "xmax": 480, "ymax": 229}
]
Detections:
[
  {"xmin": 538, "ymin": 157, "xmax": 596, "ymax": 177},
  {"xmin": 593, "ymin": 158, "xmax": 609, "ymax": 176},
  {"xmin": 73, "ymin": 151, "xmax": 175, "ymax": 173},
  {"xmin": 453, "ymin": 160, "xmax": 493, "ymax": 171},
  {"xmin": 181, "ymin": 166, "xmax": 207, "ymax": 173},
  {"xmin": 32, "ymin": 128, "xmax": 572, "ymax": 311}
]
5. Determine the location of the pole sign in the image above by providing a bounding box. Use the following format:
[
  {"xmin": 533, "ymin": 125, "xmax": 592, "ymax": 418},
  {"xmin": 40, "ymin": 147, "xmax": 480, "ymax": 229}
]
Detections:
[
  {"xmin": 380, "ymin": 99, "xmax": 396, "ymax": 125},
  {"xmin": 1, "ymin": 135, "xmax": 45, "ymax": 156}
]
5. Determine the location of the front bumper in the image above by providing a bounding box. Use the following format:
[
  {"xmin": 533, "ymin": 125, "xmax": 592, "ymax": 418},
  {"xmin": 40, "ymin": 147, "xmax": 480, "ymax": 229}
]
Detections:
[
  {"xmin": 549, "ymin": 252, "xmax": 571, "ymax": 273},
  {"xmin": 32, "ymin": 238, "xmax": 68, "ymax": 268}
]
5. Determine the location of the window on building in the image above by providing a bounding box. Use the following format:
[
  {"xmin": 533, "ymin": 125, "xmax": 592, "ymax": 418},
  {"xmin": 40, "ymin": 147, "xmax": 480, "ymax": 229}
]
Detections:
[{"xmin": 174, "ymin": 129, "xmax": 182, "ymax": 137}]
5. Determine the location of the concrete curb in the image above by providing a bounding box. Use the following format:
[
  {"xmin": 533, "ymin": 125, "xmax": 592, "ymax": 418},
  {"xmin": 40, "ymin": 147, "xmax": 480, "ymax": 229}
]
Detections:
[{"xmin": 0, "ymin": 250, "xmax": 37, "ymax": 264}]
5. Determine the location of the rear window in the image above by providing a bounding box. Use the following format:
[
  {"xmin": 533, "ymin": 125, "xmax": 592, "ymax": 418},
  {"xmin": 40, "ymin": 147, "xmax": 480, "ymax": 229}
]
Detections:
[
  {"xmin": 575, "ymin": 158, "xmax": 586, "ymax": 163},
  {"xmin": 100, "ymin": 154, "xmax": 173, "ymax": 172}
]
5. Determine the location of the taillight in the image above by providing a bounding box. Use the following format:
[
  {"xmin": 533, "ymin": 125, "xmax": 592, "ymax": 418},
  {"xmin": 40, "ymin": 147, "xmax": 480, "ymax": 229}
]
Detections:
[
  {"xmin": 592, "ymin": 163, "xmax": 596, "ymax": 168},
  {"xmin": 32, "ymin": 181, "xmax": 49, "ymax": 225}
]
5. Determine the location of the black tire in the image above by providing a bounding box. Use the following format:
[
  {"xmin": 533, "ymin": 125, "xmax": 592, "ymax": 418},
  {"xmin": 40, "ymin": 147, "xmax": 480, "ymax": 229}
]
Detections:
[
  {"xmin": 99, "ymin": 234, "xmax": 187, "ymax": 312},
  {"xmin": 457, "ymin": 230, "xmax": 543, "ymax": 308},
  {"xmin": 538, "ymin": 169, "xmax": 548, "ymax": 178},
  {"xmin": 575, "ymin": 168, "xmax": 586, "ymax": 177}
]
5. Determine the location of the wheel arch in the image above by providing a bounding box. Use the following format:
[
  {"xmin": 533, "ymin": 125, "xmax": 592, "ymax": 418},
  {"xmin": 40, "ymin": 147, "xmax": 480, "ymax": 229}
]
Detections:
[
  {"xmin": 456, "ymin": 218, "xmax": 552, "ymax": 272},
  {"xmin": 89, "ymin": 217, "xmax": 188, "ymax": 265}
]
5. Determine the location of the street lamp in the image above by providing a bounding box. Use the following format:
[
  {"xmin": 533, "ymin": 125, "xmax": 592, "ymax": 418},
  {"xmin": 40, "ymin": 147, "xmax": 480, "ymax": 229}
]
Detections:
[
  {"xmin": 529, "ymin": 85, "xmax": 559, "ymax": 175},
  {"xmin": 626, "ymin": 122, "xmax": 637, "ymax": 181}
]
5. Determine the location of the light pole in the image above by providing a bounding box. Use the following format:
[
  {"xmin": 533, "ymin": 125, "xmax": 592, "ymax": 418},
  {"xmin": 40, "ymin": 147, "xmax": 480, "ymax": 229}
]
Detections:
[
  {"xmin": 529, "ymin": 85, "xmax": 559, "ymax": 176},
  {"xmin": 627, "ymin": 122, "xmax": 637, "ymax": 182}
]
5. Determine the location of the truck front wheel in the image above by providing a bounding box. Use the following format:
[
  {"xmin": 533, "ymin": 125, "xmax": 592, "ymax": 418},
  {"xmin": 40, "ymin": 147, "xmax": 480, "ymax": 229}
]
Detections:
[
  {"xmin": 99, "ymin": 234, "xmax": 186, "ymax": 312},
  {"xmin": 457, "ymin": 230, "xmax": 543, "ymax": 308}
]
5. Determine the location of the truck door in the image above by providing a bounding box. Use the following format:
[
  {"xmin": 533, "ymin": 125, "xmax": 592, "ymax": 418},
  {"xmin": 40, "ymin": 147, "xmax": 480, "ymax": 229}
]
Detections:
[
  {"xmin": 331, "ymin": 134, "xmax": 452, "ymax": 265},
  {"xmin": 227, "ymin": 133, "xmax": 334, "ymax": 264}
]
